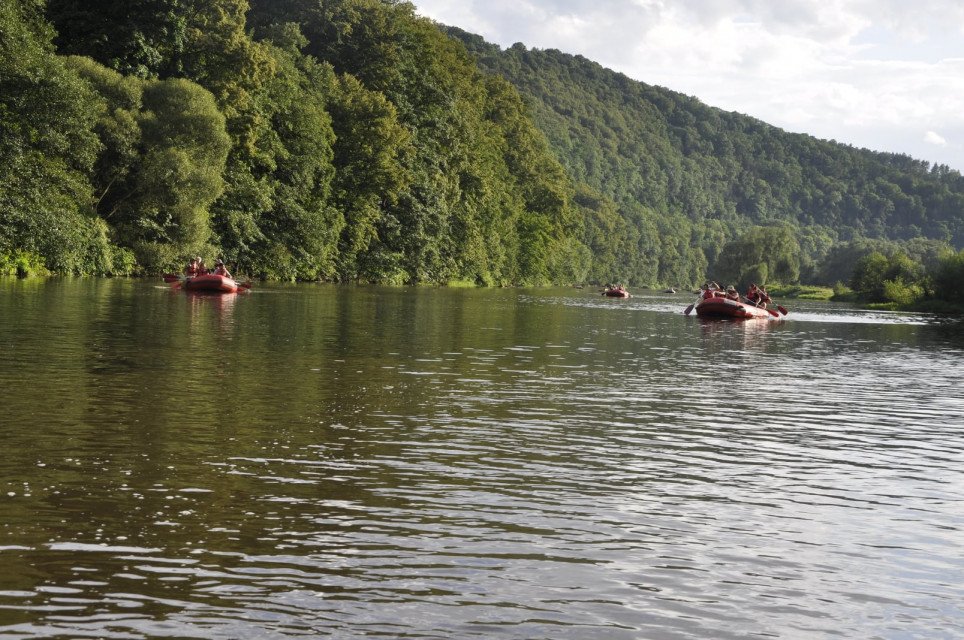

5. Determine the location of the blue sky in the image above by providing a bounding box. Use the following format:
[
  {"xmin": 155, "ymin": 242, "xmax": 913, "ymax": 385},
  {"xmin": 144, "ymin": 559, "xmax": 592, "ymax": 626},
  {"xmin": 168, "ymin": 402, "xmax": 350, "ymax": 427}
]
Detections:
[{"xmin": 411, "ymin": 0, "xmax": 964, "ymax": 171}]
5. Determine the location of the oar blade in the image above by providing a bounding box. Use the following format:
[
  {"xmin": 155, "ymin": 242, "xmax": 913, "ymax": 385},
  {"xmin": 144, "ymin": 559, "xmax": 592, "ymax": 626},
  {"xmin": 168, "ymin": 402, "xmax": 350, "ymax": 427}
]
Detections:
[
  {"xmin": 777, "ymin": 305, "xmax": 788, "ymax": 315},
  {"xmin": 683, "ymin": 304, "xmax": 694, "ymax": 316}
]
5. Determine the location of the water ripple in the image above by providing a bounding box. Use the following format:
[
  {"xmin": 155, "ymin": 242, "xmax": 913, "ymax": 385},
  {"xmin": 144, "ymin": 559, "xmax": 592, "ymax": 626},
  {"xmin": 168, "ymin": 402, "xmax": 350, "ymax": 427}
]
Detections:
[{"xmin": 2, "ymin": 283, "xmax": 963, "ymax": 638}]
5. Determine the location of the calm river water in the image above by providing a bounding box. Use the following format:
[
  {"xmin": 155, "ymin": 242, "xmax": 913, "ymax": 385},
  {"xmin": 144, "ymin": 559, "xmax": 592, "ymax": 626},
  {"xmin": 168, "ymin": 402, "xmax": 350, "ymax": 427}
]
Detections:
[{"xmin": 1, "ymin": 278, "xmax": 963, "ymax": 639}]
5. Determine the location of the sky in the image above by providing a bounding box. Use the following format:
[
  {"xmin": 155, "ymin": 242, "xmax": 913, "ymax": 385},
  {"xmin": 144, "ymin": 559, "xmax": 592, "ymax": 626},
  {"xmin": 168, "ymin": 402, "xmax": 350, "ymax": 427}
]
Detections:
[{"xmin": 409, "ymin": 0, "xmax": 964, "ymax": 172}]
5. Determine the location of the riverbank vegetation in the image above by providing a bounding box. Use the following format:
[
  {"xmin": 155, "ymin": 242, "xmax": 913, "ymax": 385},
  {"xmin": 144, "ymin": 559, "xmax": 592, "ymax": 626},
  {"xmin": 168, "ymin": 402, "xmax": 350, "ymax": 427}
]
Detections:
[
  {"xmin": 841, "ymin": 247, "xmax": 964, "ymax": 312},
  {"xmin": 766, "ymin": 285, "xmax": 834, "ymax": 301},
  {"xmin": 1, "ymin": 0, "xmax": 962, "ymax": 304}
]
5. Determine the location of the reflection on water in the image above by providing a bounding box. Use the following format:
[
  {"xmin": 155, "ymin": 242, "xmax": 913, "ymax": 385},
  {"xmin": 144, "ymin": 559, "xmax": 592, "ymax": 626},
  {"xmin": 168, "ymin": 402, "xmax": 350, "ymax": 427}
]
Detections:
[
  {"xmin": 184, "ymin": 289, "xmax": 239, "ymax": 326},
  {"xmin": 1, "ymin": 280, "xmax": 963, "ymax": 639}
]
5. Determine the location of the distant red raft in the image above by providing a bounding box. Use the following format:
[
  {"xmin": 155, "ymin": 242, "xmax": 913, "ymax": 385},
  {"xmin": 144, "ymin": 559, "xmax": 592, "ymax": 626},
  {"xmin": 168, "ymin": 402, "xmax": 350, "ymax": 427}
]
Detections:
[
  {"xmin": 695, "ymin": 294, "xmax": 771, "ymax": 319},
  {"xmin": 602, "ymin": 287, "xmax": 630, "ymax": 298},
  {"xmin": 183, "ymin": 274, "xmax": 239, "ymax": 293}
]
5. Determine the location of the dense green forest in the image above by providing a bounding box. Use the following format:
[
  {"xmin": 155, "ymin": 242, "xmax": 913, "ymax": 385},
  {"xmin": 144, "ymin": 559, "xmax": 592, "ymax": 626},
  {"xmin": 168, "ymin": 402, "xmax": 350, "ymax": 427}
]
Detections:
[
  {"xmin": 1, "ymin": 0, "xmax": 962, "ymax": 301},
  {"xmin": 2, "ymin": 0, "xmax": 588, "ymax": 285},
  {"xmin": 447, "ymin": 29, "xmax": 964, "ymax": 298}
]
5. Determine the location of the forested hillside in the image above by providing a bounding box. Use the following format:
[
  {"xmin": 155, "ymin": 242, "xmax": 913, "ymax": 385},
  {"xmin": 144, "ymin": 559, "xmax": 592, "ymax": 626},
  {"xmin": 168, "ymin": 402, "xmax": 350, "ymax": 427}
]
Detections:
[
  {"xmin": 448, "ymin": 29, "xmax": 964, "ymax": 289},
  {"xmin": 1, "ymin": 0, "xmax": 961, "ymax": 295},
  {"xmin": 2, "ymin": 0, "xmax": 593, "ymax": 284}
]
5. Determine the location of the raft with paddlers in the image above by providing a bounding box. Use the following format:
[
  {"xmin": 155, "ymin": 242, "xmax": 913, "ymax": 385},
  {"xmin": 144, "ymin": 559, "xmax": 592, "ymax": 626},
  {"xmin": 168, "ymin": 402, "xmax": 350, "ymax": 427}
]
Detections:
[
  {"xmin": 163, "ymin": 272, "xmax": 250, "ymax": 293},
  {"xmin": 162, "ymin": 257, "xmax": 251, "ymax": 293},
  {"xmin": 602, "ymin": 285, "xmax": 630, "ymax": 298},
  {"xmin": 683, "ymin": 282, "xmax": 788, "ymax": 319},
  {"xmin": 693, "ymin": 295, "xmax": 774, "ymax": 319},
  {"xmin": 183, "ymin": 273, "xmax": 240, "ymax": 293}
]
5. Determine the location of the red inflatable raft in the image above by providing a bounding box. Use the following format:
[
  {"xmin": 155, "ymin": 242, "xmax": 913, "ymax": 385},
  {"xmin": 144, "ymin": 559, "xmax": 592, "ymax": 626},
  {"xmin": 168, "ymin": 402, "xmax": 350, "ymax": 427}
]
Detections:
[
  {"xmin": 695, "ymin": 294, "xmax": 772, "ymax": 319},
  {"xmin": 183, "ymin": 274, "xmax": 239, "ymax": 293},
  {"xmin": 602, "ymin": 287, "xmax": 630, "ymax": 298}
]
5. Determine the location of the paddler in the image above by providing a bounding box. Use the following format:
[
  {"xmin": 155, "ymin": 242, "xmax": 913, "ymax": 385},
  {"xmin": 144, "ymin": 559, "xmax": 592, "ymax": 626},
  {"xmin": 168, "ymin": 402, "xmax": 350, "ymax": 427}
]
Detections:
[
  {"xmin": 746, "ymin": 283, "xmax": 760, "ymax": 306},
  {"xmin": 185, "ymin": 257, "xmax": 199, "ymax": 277}
]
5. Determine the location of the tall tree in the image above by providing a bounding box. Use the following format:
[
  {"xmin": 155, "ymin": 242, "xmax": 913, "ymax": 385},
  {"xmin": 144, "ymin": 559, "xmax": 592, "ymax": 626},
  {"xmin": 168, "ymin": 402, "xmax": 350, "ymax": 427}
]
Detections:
[
  {"xmin": 46, "ymin": 0, "xmax": 187, "ymax": 78},
  {"xmin": 0, "ymin": 0, "xmax": 109, "ymax": 273}
]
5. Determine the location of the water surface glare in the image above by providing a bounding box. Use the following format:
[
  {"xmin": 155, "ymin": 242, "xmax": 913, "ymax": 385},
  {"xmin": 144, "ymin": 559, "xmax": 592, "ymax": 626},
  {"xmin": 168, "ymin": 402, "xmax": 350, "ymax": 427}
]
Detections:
[{"xmin": 1, "ymin": 279, "xmax": 963, "ymax": 639}]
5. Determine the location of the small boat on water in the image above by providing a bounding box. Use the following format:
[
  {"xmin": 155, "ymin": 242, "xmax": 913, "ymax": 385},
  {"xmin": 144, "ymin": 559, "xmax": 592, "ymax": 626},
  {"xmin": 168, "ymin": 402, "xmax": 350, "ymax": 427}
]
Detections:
[
  {"xmin": 602, "ymin": 287, "xmax": 630, "ymax": 298},
  {"xmin": 183, "ymin": 274, "xmax": 239, "ymax": 293},
  {"xmin": 694, "ymin": 293, "xmax": 772, "ymax": 319}
]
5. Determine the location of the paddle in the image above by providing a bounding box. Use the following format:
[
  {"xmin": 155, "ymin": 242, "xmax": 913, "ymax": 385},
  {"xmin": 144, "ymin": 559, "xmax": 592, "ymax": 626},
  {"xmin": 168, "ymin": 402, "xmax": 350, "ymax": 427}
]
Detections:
[
  {"xmin": 162, "ymin": 273, "xmax": 182, "ymax": 283},
  {"xmin": 684, "ymin": 291, "xmax": 705, "ymax": 315},
  {"xmin": 761, "ymin": 289, "xmax": 787, "ymax": 318},
  {"xmin": 238, "ymin": 281, "xmax": 252, "ymax": 291}
]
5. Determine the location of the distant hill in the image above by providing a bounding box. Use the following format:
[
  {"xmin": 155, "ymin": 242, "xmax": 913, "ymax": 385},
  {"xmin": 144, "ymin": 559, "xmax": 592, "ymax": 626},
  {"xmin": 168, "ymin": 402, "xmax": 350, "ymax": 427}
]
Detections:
[{"xmin": 447, "ymin": 28, "xmax": 964, "ymax": 270}]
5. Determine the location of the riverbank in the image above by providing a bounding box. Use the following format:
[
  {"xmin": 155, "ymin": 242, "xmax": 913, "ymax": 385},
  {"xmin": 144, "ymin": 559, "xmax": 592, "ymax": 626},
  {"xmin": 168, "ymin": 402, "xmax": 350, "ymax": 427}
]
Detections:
[
  {"xmin": 768, "ymin": 284, "xmax": 963, "ymax": 316},
  {"xmin": 766, "ymin": 285, "xmax": 835, "ymax": 300}
]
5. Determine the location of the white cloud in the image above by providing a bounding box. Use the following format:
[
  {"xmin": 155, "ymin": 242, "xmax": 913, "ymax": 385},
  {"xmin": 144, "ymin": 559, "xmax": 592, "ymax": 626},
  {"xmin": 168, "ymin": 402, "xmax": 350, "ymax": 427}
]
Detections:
[
  {"xmin": 411, "ymin": 0, "xmax": 964, "ymax": 169},
  {"xmin": 925, "ymin": 131, "xmax": 947, "ymax": 146}
]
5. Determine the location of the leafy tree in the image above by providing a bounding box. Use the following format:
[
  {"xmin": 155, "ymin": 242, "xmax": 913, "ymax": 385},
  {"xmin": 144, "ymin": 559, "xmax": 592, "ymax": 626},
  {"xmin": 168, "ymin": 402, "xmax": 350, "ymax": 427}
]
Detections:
[
  {"xmin": 713, "ymin": 225, "xmax": 801, "ymax": 286},
  {"xmin": 850, "ymin": 252, "xmax": 890, "ymax": 299},
  {"xmin": 0, "ymin": 0, "xmax": 111, "ymax": 273},
  {"xmin": 929, "ymin": 250, "xmax": 964, "ymax": 303},
  {"xmin": 46, "ymin": 0, "xmax": 187, "ymax": 78},
  {"xmin": 881, "ymin": 278, "xmax": 920, "ymax": 306},
  {"xmin": 742, "ymin": 262, "xmax": 769, "ymax": 288},
  {"xmin": 850, "ymin": 251, "xmax": 925, "ymax": 303},
  {"xmin": 247, "ymin": 0, "xmax": 593, "ymax": 285},
  {"xmin": 812, "ymin": 238, "xmax": 896, "ymax": 286},
  {"xmin": 66, "ymin": 57, "xmax": 143, "ymax": 218},
  {"xmin": 70, "ymin": 67, "xmax": 231, "ymax": 271},
  {"xmin": 126, "ymin": 79, "xmax": 230, "ymax": 269},
  {"xmin": 901, "ymin": 237, "xmax": 955, "ymax": 273},
  {"xmin": 234, "ymin": 38, "xmax": 342, "ymax": 280},
  {"xmin": 327, "ymin": 72, "xmax": 411, "ymax": 281}
]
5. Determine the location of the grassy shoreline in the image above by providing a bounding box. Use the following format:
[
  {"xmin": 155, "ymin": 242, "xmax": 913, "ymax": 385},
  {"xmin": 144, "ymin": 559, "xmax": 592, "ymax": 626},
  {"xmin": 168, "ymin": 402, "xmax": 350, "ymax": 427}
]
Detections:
[
  {"xmin": 767, "ymin": 283, "xmax": 963, "ymax": 315},
  {"xmin": 765, "ymin": 285, "xmax": 835, "ymax": 300}
]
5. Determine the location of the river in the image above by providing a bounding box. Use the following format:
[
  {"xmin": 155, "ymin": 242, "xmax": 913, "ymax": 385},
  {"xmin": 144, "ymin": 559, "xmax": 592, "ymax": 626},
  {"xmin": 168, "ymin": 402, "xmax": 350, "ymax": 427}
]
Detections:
[{"xmin": 1, "ymin": 278, "xmax": 962, "ymax": 639}]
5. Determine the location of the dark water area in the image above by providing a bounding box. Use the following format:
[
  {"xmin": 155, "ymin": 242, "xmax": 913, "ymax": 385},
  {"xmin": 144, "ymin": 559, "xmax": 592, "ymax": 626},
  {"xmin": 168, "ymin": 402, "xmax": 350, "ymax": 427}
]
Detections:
[{"xmin": 1, "ymin": 278, "xmax": 963, "ymax": 639}]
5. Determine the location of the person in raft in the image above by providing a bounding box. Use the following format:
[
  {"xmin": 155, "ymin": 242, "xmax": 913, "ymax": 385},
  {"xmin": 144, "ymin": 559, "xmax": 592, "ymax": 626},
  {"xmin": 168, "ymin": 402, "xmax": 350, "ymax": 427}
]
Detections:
[
  {"xmin": 746, "ymin": 283, "xmax": 761, "ymax": 305},
  {"xmin": 756, "ymin": 287, "xmax": 771, "ymax": 309},
  {"xmin": 725, "ymin": 285, "xmax": 741, "ymax": 301},
  {"xmin": 185, "ymin": 257, "xmax": 200, "ymax": 277},
  {"xmin": 213, "ymin": 259, "xmax": 231, "ymax": 278},
  {"xmin": 701, "ymin": 281, "xmax": 722, "ymax": 298}
]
